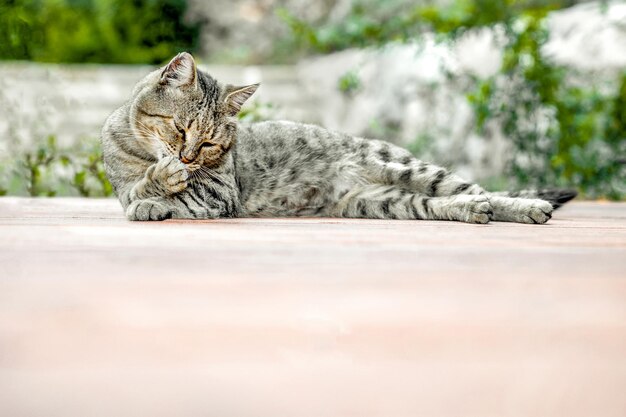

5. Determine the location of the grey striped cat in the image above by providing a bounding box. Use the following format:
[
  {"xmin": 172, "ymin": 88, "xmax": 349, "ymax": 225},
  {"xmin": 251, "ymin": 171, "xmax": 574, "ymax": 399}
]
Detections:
[{"xmin": 102, "ymin": 53, "xmax": 576, "ymax": 223}]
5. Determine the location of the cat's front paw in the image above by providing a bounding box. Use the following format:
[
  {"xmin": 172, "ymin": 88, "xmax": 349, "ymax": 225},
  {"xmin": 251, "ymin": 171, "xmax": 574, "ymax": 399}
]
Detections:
[
  {"xmin": 192, "ymin": 206, "xmax": 221, "ymax": 220},
  {"xmin": 153, "ymin": 156, "xmax": 189, "ymax": 194},
  {"xmin": 518, "ymin": 199, "xmax": 553, "ymax": 224},
  {"xmin": 126, "ymin": 199, "xmax": 175, "ymax": 221}
]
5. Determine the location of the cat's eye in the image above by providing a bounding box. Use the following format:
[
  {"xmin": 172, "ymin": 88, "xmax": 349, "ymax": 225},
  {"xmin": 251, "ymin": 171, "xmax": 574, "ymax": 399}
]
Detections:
[
  {"xmin": 200, "ymin": 142, "xmax": 216, "ymax": 149},
  {"xmin": 175, "ymin": 126, "xmax": 186, "ymax": 140}
]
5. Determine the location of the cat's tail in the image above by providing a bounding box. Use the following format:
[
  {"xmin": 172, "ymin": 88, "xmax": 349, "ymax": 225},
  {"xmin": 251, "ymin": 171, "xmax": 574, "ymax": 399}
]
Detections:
[{"xmin": 490, "ymin": 188, "xmax": 578, "ymax": 209}]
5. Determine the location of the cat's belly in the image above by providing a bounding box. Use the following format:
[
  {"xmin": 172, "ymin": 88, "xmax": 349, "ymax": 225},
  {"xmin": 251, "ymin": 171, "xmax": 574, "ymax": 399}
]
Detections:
[
  {"xmin": 242, "ymin": 166, "xmax": 368, "ymax": 218},
  {"xmin": 242, "ymin": 153, "xmax": 367, "ymax": 217},
  {"xmin": 243, "ymin": 184, "xmax": 332, "ymax": 217}
]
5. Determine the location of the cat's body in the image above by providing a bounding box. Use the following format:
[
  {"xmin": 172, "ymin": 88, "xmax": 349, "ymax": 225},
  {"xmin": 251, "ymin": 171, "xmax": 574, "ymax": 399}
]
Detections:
[{"xmin": 102, "ymin": 53, "xmax": 575, "ymax": 223}]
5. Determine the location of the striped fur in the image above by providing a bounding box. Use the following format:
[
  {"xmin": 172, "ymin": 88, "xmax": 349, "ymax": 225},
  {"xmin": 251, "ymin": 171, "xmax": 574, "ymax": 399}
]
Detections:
[{"xmin": 101, "ymin": 53, "xmax": 575, "ymax": 224}]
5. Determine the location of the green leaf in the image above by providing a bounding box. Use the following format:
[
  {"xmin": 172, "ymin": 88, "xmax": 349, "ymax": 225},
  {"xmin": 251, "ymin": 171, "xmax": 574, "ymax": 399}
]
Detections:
[{"xmin": 74, "ymin": 171, "xmax": 86, "ymax": 186}]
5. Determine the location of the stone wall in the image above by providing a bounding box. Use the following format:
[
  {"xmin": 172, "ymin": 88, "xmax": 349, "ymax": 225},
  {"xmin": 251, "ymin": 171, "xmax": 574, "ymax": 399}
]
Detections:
[
  {"xmin": 1, "ymin": 1, "xmax": 623, "ymax": 183},
  {"xmin": 297, "ymin": 1, "xmax": 626, "ymax": 180},
  {"xmin": 184, "ymin": 0, "xmax": 594, "ymax": 64},
  {"xmin": 0, "ymin": 64, "xmax": 317, "ymax": 153},
  {"xmin": 185, "ymin": 0, "xmax": 344, "ymax": 62}
]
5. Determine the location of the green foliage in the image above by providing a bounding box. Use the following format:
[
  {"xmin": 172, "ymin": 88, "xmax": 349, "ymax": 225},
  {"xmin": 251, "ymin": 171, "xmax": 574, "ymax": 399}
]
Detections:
[
  {"xmin": 0, "ymin": 136, "xmax": 113, "ymax": 197},
  {"xmin": 468, "ymin": 13, "xmax": 625, "ymax": 199},
  {"xmin": 338, "ymin": 70, "xmax": 362, "ymax": 95},
  {"xmin": 0, "ymin": 0, "xmax": 199, "ymax": 64},
  {"xmin": 0, "ymin": 101, "xmax": 275, "ymax": 198},
  {"xmin": 280, "ymin": 0, "xmax": 625, "ymax": 199},
  {"xmin": 22, "ymin": 135, "xmax": 61, "ymax": 196},
  {"xmin": 277, "ymin": 0, "xmax": 574, "ymax": 54},
  {"xmin": 405, "ymin": 132, "xmax": 435, "ymax": 157},
  {"xmin": 237, "ymin": 101, "xmax": 276, "ymax": 123}
]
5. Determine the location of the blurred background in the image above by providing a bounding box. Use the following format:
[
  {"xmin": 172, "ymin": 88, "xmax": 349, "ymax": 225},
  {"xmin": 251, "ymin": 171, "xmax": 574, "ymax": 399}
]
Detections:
[{"xmin": 0, "ymin": 0, "xmax": 624, "ymax": 199}]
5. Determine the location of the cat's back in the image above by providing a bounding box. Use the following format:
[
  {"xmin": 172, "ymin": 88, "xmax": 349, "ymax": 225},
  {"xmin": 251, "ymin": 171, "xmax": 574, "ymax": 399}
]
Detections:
[
  {"xmin": 233, "ymin": 120, "xmax": 369, "ymax": 216},
  {"xmin": 234, "ymin": 119, "xmax": 358, "ymax": 182},
  {"xmin": 236, "ymin": 120, "xmax": 356, "ymax": 157},
  {"xmin": 237, "ymin": 120, "xmax": 326, "ymax": 143}
]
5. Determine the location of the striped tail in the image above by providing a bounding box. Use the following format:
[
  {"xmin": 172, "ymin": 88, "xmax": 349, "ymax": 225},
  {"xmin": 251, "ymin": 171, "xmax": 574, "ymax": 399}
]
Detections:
[{"xmin": 491, "ymin": 188, "xmax": 578, "ymax": 209}]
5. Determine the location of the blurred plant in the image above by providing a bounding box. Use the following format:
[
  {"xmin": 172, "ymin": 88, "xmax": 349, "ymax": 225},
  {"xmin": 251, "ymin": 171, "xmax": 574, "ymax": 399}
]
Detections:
[
  {"xmin": 21, "ymin": 135, "xmax": 63, "ymax": 196},
  {"xmin": 279, "ymin": 0, "xmax": 625, "ymax": 199},
  {"xmin": 278, "ymin": 0, "xmax": 575, "ymax": 53},
  {"xmin": 0, "ymin": 0, "xmax": 199, "ymax": 64},
  {"xmin": 338, "ymin": 70, "xmax": 362, "ymax": 95},
  {"xmin": 71, "ymin": 140, "xmax": 114, "ymax": 197},
  {"xmin": 467, "ymin": 11, "xmax": 625, "ymax": 199},
  {"xmin": 0, "ymin": 136, "xmax": 114, "ymax": 197},
  {"xmin": 237, "ymin": 101, "xmax": 276, "ymax": 123},
  {"xmin": 0, "ymin": 101, "xmax": 275, "ymax": 197},
  {"xmin": 406, "ymin": 132, "xmax": 435, "ymax": 158}
]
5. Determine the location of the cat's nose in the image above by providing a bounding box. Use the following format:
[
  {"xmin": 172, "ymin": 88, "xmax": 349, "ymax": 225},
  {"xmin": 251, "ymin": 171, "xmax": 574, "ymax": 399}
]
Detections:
[{"xmin": 180, "ymin": 155, "xmax": 191, "ymax": 164}]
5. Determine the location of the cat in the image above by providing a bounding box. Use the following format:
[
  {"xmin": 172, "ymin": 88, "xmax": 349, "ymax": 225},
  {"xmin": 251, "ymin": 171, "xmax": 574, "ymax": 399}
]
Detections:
[{"xmin": 101, "ymin": 52, "xmax": 576, "ymax": 223}]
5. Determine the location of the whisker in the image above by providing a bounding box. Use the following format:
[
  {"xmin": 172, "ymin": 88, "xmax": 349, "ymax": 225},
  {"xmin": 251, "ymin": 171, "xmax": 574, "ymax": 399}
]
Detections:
[
  {"xmin": 128, "ymin": 115, "xmax": 157, "ymax": 134},
  {"xmin": 120, "ymin": 117, "xmax": 174, "ymax": 158},
  {"xmin": 199, "ymin": 166, "xmax": 223, "ymax": 182}
]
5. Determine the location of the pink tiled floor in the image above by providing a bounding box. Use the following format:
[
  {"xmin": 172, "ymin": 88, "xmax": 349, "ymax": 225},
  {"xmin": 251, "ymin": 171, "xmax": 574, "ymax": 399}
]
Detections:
[{"xmin": 1, "ymin": 198, "xmax": 625, "ymax": 417}]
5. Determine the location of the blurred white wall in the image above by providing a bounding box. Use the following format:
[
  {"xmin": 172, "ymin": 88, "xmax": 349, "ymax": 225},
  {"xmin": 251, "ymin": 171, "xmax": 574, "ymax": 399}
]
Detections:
[
  {"xmin": 0, "ymin": 1, "xmax": 623, "ymax": 183},
  {"xmin": 297, "ymin": 1, "xmax": 626, "ymax": 180}
]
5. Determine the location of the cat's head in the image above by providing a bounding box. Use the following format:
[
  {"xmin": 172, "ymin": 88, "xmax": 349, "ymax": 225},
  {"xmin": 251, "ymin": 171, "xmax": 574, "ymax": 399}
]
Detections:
[{"xmin": 129, "ymin": 52, "xmax": 258, "ymax": 169}]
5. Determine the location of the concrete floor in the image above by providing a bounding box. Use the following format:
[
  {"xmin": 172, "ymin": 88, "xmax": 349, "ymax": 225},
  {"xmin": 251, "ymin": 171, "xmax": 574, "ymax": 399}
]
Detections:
[{"xmin": 0, "ymin": 197, "xmax": 625, "ymax": 417}]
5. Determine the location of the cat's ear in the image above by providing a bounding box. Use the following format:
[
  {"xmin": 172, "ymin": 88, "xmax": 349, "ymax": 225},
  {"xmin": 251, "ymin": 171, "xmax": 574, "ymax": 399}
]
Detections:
[
  {"xmin": 159, "ymin": 52, "xmax": 197, "ymax": 88},
  {"xmin": 223, "ymin": 83, "xmax": 259, "ymax": 116}
]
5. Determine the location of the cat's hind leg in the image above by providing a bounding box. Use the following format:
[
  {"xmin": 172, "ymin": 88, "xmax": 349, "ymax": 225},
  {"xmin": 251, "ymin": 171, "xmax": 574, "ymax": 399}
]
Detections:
[
  {"xmin": 358, "ymin": 140, "xmax": 486, "ymax": 197},
  {"xmin": 354, "ymin": 141, "xmax": 556, "ymax": 224},
  {"xmin": 333, "ymin": 185, "xmax": 492, "ymax": 224},
  {"xmin": 487, "ymin": 196, "xmax": 553, "ymax": 224},
  {"xmin": 491, "ymin": 188, "xmax": 577, "ymax": 209}
]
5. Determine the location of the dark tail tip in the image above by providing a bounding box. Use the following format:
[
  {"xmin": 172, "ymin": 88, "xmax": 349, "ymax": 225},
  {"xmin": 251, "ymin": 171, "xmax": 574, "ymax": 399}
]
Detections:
[{"xmin": 538, "ymin": 188, "xmax": 578, "ymax": 209}]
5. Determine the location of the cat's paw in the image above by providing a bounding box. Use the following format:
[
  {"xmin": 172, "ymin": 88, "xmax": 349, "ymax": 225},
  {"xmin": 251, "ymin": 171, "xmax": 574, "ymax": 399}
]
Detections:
[
  {"xmin": 191, "ymin": 206, "xmax": 221, "ymax": 220},
  {"xmin": 153, "ymin": 156, "xmax": 189, "ymax": 194},
  {"xmin": 518, "ymin": 199, "xmax": 553, "ymax": 224},
  {"xmin": 454, "ymin": 195, "xmax": 493, "ymax": 224},
  {"xmin": 126, "ymin": 199, "xmax": 175, "ymax": 221},
  {"xmin": 489, "ymin": 196, "xmax": 553, "ymax": 224}
]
